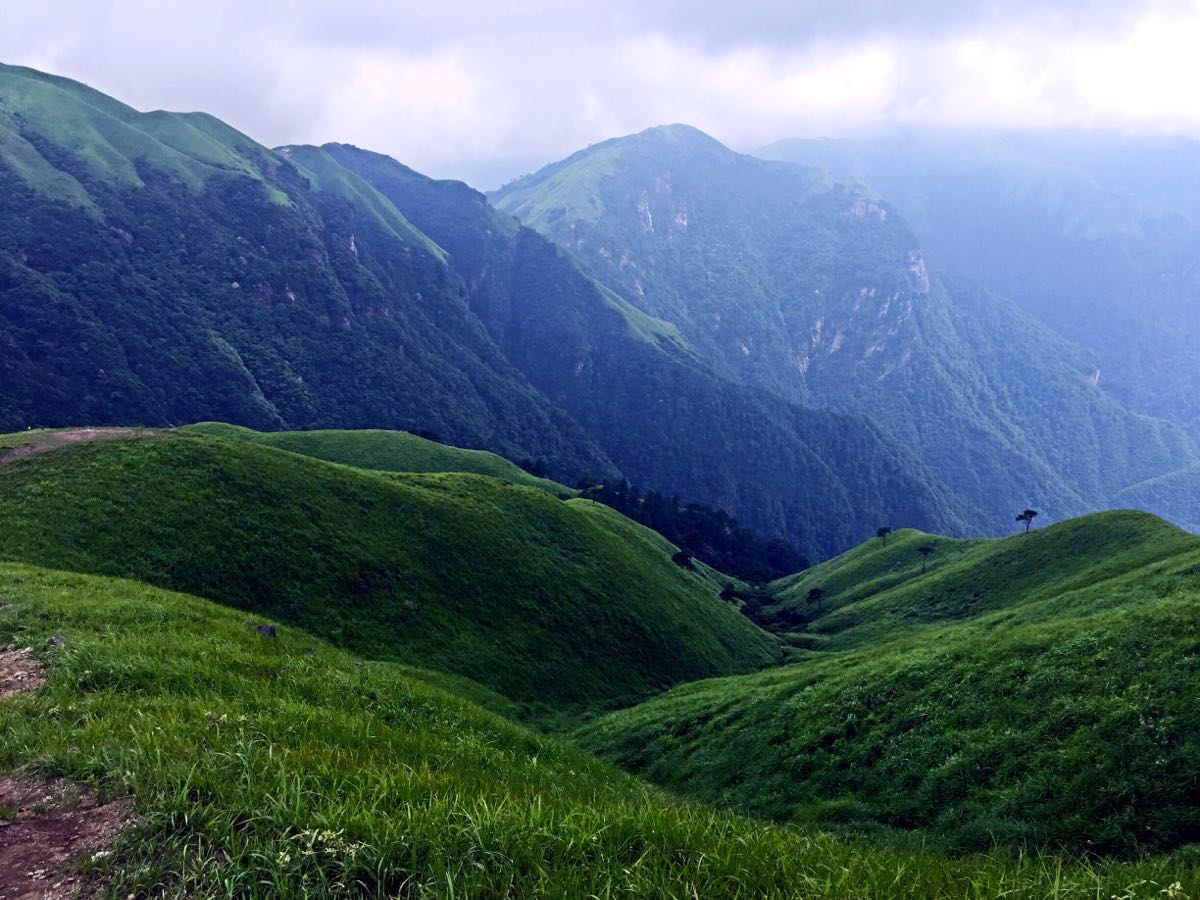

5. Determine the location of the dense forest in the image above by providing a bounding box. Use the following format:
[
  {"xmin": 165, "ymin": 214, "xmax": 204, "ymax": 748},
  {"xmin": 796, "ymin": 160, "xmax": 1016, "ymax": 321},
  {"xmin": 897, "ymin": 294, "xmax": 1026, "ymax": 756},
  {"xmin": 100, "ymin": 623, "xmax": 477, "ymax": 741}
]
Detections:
[{"xmin": 574, "ymin": 477, "xmax": 808, "ymax": 581}]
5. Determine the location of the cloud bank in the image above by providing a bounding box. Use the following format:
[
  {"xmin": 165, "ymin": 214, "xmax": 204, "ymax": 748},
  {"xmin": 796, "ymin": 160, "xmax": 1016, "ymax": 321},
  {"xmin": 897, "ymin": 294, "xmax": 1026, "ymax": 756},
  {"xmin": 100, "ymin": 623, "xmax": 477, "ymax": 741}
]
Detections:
[{"xmin": 3, "ymin": 0, "xmax": 1199, "ymax": 187}]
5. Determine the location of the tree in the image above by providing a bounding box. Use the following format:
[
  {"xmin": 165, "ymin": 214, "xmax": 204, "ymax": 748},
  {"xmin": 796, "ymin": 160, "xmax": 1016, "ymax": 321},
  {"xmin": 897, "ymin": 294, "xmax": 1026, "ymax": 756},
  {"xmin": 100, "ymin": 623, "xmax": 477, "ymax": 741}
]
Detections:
[
  {"xmin": 671, "ymin": 550, "xmax": 695, "ymax": 570},
  {"xmin": 517, "ymin": 457, "xmax": 550, "ymax": 477},
  {"xmin": 578, "ymin": 483, "xmax": 602, "ymax": 504},
  {"xmin": 876, "ymin": 526, "xmax": 893, "ymax": 546},
  {"xmin": 916, "ymin": 544, "xmax": 935, "ymax": 573},
  {"xmin": 806, "ymin": 586, "xmax": 825, "ymax": 611},
  {"xmin": 766, "ymin": 537, "xmax": 806, "ymax": 576},
  {"xmin": 1015, "ymin": 508, "xmax": 1039, "ymax": 533}
]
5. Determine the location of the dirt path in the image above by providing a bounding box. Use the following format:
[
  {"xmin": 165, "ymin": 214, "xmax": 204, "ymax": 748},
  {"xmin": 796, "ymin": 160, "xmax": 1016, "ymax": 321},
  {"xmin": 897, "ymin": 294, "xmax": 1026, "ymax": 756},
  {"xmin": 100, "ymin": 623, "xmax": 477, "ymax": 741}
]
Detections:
[
  {"xmin": 0, "ymin": 429, "xmax": 144, "ymax": 467},
  {"xmin": 0, "ymin": 650, "xmax": 135, "ymax": 899},
  {"xmin": 0, "ymin": 648, "xmax": 46, "ymax": 699}
]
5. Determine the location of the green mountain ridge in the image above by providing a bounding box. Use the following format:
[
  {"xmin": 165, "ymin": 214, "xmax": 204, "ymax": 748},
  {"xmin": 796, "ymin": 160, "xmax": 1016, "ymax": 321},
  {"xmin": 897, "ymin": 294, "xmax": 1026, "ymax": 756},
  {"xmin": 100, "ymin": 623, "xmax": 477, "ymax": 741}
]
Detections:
[
  {"xmin": 0, "ymin": 430, "xmax": 777, "ymax": 715},
  {"xmin": 492, "ymin": 124, "xmax": 1200, "ymax": 534},
  {"xmin": 0, "ymin": 63, "xmax": 975, "ymax": 559},
  {"xmin": 579, "ymin": 510, "xmax": 1200, "ymax": 855},
  {"xmin": 0, "ymin": 61, "xmax": 614, "ymax": 483},
  {"xmin": 758, "ymin": 133, "xmax": 1200, "ymax": 443},
  {"xmin": 322, "ymin": 142, "xmax": 968, "ymax": 559},
  {"xmin": 180, "ymin": 421, "xmax": 570, "ymax": 495}
]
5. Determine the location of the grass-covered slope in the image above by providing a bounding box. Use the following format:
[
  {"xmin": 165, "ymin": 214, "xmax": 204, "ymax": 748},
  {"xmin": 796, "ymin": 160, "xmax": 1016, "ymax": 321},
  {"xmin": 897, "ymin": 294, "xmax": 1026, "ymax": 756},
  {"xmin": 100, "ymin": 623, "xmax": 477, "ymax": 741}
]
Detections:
[
  {"xmin": 767, "ymin": 510, "xmax": 1198, "ymax": 649},
  {"xmin": 180, "ymin": 423, "xmax": 569, "ymax": 495},
  {"xmin": 0, "ymin": 64, "xmax": 287, "ymax": 206},
  {"xmin": 3, "ymin": 565, "xmax": 1195, "ymax": 897},
  {"xmin": 0, "ymin": 432, "xmax": 777, "ymax": 713},
  {"xmin": 579, "ymin": 512, "xmax": 1200, "ymax": 855}
]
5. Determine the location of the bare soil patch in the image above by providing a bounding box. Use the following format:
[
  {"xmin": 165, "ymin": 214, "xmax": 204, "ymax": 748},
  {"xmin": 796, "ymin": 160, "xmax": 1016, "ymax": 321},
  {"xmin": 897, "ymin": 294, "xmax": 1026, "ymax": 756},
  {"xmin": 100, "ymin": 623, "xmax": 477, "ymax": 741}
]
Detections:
[
  {"xmin": 0, "ymin": 648, "xmax": 46, "ymax": 700},
  {"xmin": 0, "ymin": 776, "xmax": 134, "ymax": 900},
  {"xmin": 0, "ymin": 429, "xmax": 145, "ymax": 467},
  {"xmin": 1, "ymin": 648, "xmax": 135, "ymax": 897}
]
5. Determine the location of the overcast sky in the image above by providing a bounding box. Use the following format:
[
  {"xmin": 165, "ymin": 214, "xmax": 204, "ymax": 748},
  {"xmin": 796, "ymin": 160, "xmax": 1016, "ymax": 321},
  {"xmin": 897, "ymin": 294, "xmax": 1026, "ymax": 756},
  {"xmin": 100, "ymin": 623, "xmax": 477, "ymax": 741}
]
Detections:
[{"xmin": 3, "ymin": 0, "xmax": 1200, "ymax": 188}]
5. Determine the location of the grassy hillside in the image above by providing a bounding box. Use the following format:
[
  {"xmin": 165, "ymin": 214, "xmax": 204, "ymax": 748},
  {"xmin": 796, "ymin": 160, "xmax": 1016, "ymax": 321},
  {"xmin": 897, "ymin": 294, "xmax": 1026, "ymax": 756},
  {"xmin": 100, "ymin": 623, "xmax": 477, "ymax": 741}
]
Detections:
[
  {"xmin": 766, "ymin": 511, "xmax": 1197, "ymax": 649},
  {"xmin": 0, "ymin": 63, "xmax": 286, "ymax": 206},
  {"xmin": 180, "ymin": 423, "xmax": 570, "ymax": 495},
  {"xmin": 579, "ymin": 512, "xmax": 1200, "ymax": 855},
  {"xmin": 2, "ymin": 564, "xmax": 1195, "ymax": 897},
  {"xmin": 0, "ymin": 432, "xmax": 777, "ymax": 715}
]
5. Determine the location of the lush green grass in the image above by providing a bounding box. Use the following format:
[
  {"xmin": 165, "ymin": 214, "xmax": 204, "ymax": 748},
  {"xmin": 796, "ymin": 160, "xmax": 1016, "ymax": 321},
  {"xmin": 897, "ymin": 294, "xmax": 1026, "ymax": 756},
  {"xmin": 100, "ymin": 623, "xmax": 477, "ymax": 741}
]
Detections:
[
  {"xmin": 579, "ymin": 512, "xmax": 1200, "ymax": 856},
  {"xmin": 3, "ymin": 564, "xmax": 1197, "ymax": 897},
  {"xmin": 0, "ymin": 62, "xmax": 285, "ymax": 203},
  {"xmin": 280, "ymin": 144, "xmax": 447, "ymax": 260},
  {"xmin": 0, "ymin": 432, "xmax": 776, "ymax": 716},
  {"xmin": 767, "ymin": 512, "xmax": 1198, "ymax": 649},
  {"xmin": 180, "ymin": 423, "xmax": 570, "ymax": 495}
]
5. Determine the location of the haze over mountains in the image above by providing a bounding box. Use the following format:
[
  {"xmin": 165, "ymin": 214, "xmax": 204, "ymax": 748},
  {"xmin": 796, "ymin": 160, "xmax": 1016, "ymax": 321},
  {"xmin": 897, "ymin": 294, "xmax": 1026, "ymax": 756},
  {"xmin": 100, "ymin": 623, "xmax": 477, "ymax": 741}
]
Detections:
[
  {"xmin": 3, "ymin": 61, "xmax": 1200, "ymax": 557},
  {"xmin": 493, "ymin": 125, "xmax": 1200, "ymax": 535}
]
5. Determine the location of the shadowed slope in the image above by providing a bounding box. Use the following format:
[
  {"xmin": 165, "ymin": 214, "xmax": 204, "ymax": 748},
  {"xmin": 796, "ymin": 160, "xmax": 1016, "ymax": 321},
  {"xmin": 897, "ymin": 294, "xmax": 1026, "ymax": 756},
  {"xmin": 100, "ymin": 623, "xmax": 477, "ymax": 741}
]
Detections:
[
  {"xmin": 0, "ymin": 432, "xmax": 777, "ymax": 714},
  {"xmin": 580, "ymin": 512, "xmax": 1200, "ymax": 855}
]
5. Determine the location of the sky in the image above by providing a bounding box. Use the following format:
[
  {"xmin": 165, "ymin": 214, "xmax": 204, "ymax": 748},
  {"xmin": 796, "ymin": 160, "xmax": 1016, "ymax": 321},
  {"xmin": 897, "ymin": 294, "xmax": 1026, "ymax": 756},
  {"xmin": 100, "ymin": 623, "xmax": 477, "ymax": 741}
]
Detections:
[{"xmin": 3, "ymin": 0, "xmax": 1200, "ymax": 188}]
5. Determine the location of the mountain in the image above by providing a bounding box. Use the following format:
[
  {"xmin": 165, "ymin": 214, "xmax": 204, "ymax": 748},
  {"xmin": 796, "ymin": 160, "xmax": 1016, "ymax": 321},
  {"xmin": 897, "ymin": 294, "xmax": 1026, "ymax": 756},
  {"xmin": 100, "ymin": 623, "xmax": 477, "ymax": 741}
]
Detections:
[
  {"xmin": 4, "ymin": 564, "xmax": 1187, "ymax": 897},
  {"xmin": 0, "ymin": 64, "xmax": 966, "ymax": 559},
  {"xmin": 758, "ymin": 133, "xmax": 1200, "ymax": 441},
  {"xmin": 492, "ymin": 125, "xmax": 1200, "ymax": 534},
  {"xmin": 579, "ymin": 511, "xmax": 1200, "ymax": 856},
  {"xmin": 0, "ymin": 428, "xmax": 778, "ymax": 715},
  {"xmin": 312, "ymin": 143, "xmax": 968, "ymax": 558},
  {"xmin": 0, "ymin": 63, "xmax": 612, "ymax": 482}
]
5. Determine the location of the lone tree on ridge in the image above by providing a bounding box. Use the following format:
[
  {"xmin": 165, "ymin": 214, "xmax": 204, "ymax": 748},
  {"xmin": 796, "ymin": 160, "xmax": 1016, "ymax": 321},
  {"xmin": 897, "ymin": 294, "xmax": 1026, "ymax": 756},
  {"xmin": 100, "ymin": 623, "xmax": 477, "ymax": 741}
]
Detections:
[
  {"xmin": 876, "ymin": 526, "xmax": 893, "ymax": 546},
  {"xmin": 1016, "ymin": 509, "xmax": 1039, "ymax": 533}
]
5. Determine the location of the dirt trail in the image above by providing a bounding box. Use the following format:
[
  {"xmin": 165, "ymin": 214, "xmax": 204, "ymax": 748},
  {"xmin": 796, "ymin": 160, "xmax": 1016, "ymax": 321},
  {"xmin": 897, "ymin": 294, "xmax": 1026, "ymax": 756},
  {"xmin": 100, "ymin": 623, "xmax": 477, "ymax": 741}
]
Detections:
[
  {"xmin": 0, "ymin": 777, "xmax": 133, "ymax": 900},
  {"xmin": 0, "ymin": 429, "xmax": 144, "ymax": 467},
  {"xmin": 0, "ymin": 648, "xmax": 46, "ymax": 699},
  {"xmin": 0, "ymin": 649, "xmax": 135, "ymax": 898}
]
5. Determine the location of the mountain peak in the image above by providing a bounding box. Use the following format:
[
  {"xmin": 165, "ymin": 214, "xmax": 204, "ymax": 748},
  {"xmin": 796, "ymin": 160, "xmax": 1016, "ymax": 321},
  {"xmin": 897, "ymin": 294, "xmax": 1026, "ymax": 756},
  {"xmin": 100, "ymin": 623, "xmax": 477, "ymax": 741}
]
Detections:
[
  {"xmin": 637, "ymin": 122, "xmax": 725, "ymax": 144},
  {"xmin": 596, "ymin": 123, "xmax": 732, "ymax": 162}
]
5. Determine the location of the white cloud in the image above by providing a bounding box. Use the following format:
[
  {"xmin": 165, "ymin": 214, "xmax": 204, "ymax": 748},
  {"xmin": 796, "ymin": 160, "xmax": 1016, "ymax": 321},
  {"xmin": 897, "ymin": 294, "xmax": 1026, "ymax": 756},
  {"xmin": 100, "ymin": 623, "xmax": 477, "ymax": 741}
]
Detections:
[
  {"xmin": 3, "ymin": 0, "xmax": 1200, "ymax": 186},
  {"xmin": 1069, "ymin": 12, "xmax": 1200, "ymax": 127}
]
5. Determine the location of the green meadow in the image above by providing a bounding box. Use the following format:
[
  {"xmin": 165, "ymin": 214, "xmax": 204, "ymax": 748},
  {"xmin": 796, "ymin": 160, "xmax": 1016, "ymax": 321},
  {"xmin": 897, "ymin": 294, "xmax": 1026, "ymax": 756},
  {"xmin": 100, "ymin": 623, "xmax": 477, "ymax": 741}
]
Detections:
[{"xmin": 1, "ymin": 428, "xmax": 1198, "ymax": 897}]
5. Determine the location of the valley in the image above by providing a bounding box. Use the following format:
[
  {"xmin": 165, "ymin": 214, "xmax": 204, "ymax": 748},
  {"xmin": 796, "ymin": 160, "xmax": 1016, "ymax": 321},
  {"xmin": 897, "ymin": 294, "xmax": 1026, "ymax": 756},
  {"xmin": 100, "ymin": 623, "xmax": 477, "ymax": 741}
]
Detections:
[
  {"xmin": 2, "ymin": 51, "xmax": 1200, "ymax": 899},
  {"xmin": 1, "ymin": 428, "xmax": 1198, "ymax": 897}
]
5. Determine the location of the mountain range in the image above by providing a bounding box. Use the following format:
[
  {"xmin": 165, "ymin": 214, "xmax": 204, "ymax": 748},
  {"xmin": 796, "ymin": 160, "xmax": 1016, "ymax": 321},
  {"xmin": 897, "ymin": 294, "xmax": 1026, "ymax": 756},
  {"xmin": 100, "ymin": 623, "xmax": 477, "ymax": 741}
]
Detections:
[
  {"xmin": 3, "ymin": 62, "xmax": 1200, "ymax": 556},
  {"xmin": 492, "ymin": 124, "xmax": 1200, "ymax": 536},
  {"xmin": 5, "ymin": 57, "xmax": 1200, "ymax": 900},
  {"xmin": 760, "ymin": 133, "xmax": 1200, "ymax": 438}
]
